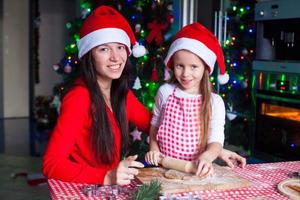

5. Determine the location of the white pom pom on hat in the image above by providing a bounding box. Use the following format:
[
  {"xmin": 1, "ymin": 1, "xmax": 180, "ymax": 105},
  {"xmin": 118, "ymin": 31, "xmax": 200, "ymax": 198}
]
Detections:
[
  {"xmin": 77, "ymin": 5, "xmax": 146, "ymax": 59},
  {"xmin": 132, "ymin": 43, "xmax": 146, "ymax": 58},
  {"xmin": 164, "ymin": 22, "xmax": 229, "ymax": 85}
]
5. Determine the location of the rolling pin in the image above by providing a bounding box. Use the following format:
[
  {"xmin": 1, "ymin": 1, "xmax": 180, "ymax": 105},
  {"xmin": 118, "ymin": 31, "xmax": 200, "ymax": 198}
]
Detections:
[{"xmin": 158, "ymin": 156, "xmax": 197, "ymax": 174}]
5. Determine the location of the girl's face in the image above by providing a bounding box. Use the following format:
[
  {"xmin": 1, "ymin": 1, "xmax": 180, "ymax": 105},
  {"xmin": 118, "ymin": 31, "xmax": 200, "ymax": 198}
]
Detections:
[
  {"xmin": 172, "ymin": 50, "xmax": 205, "ymax": 94},
  {"xmin": 92, "ymin": 42, "xmax": 128, "ymax": 83}
]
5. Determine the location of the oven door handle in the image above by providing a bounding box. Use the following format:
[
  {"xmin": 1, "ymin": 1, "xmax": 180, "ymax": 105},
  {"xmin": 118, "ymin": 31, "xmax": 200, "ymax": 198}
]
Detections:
[{"xmin": 256, "ymin": 93, "xmax": 300, "ymax": 104}]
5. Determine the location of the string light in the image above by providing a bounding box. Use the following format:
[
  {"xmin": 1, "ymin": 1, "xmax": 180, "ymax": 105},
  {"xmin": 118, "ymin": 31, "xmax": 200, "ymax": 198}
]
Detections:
[
  {"xmin": 140, "ymin": 29, "xmax": 146, "ymax": 38},
  {"xmin": 66, "ymin": 23, "xmax": 72, "ymax": 29},
  {"xmin": 74, "ymin": 34, "xmax": 80, "ymax": 42},
  {"xmin": 143, "ymin": 55, "xmax": 149, "ymax": 61},
  {"xmin": 239, "ymin": 8, "xmax": 245, "ymax": 14},
  {"xmin": 147, "ymin": 102, "xmax": 153, "ymax": 109},
  {"xmin": 238, "ymin": 75, "xmax": 244, "ymax": 81},
  {"xmin": 80, "ymin": 1, "xmax": 92, "ymax": 10}
]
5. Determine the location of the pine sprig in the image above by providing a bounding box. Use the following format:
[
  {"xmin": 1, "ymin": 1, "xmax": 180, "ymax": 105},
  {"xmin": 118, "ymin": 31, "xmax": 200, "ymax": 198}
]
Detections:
[{"xmin": 133, "ymin": 180, "xmax": 162, "ymax": 200}]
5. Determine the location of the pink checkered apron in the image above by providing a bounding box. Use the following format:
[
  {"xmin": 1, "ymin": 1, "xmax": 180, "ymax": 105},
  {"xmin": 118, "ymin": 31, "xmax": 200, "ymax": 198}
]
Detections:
[{"xmin": 157, "ymin": 87, "xmax": 203, "ymax": 161}]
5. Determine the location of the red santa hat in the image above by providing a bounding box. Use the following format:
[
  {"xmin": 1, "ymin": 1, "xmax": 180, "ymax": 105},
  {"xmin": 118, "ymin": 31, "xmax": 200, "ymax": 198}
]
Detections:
[
  {"xmin": 164, "ymin": 22, "xmax": 229, "ymax": 84},
  {"xmin": 77, "ymin": 5, "xmax": 146, "ymax": 59}
]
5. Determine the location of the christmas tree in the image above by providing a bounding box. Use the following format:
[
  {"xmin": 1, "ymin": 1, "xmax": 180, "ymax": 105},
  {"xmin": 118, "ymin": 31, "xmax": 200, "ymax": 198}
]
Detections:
[
  {"xmin": 219, "ymin": 0, "xmax": 256, "ymax": 153},
  {"xmin": 52, "ymin": 0, "xmax": 175, "ymax": 161}
]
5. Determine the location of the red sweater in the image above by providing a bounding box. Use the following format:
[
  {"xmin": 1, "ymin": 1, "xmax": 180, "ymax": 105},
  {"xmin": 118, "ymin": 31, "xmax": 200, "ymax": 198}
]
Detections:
[{"xmin": 42, "ymin": 84, "xmax": 151, "ymax": 184}]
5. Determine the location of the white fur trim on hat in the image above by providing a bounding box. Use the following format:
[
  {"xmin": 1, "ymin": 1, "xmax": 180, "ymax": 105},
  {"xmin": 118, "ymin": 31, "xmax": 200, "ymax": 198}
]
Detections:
[
  {"xmin": 164, "ymin": 38, "xmax": 216, "ymax": 73},
  {"xmin": 78, "ymin": 28, "xmax": 131, "ymax": 58},
  {"xmin": 218, "ymin": 73, "xmax": 229, "ymax": 85}
]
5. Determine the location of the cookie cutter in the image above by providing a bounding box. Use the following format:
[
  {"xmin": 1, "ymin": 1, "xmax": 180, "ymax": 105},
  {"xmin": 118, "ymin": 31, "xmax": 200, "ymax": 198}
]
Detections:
[{"xmin": 290, "ymin": 170, "xmax": 300, "ymax": 179}]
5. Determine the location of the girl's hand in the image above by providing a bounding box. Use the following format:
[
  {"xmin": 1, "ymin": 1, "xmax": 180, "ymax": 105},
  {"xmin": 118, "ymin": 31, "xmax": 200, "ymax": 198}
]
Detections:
[
  {"xmin": 145, "ymin": 150, "xmax": 164, "ymax": 166},
  {"xmin": 218, "ymin": 149, "xmax": 246, "ymax": 168},
  {"xmin": 196, "ymin": 158, "xmax": 214, "ymax": 177},
  {"xmin": 108, "ymin": 155, "xmax": 144, "ymax": 185}
]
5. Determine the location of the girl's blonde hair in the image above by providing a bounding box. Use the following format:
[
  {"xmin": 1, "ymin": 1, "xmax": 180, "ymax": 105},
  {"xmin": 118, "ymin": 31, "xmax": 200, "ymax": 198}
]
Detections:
[{"xmin": 199, "ymin": 69, "xmax": 212, "ymax": 152}]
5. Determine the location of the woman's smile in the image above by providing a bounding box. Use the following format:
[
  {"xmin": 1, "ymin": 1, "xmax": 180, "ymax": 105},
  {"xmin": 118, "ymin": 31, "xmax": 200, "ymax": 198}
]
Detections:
[{"xmin": 108, "ymin": 64, "xmax": 122, "ymax": 71}]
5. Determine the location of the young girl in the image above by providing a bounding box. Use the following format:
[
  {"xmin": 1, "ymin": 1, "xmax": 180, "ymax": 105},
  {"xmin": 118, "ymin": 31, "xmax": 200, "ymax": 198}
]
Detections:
[
  {"xmin": 43, "ymin": 5, "xmax": 151, "ymax": 185},
  {"xmin": 145, "ymin": 22, "xmax": 232, "ymax": 177}
]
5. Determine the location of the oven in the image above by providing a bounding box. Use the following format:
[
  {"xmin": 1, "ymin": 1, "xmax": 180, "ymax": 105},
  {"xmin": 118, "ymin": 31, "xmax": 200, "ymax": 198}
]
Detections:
[
  {"xmin": 252, "ymin": 0, "xmax": 300, "ymax": 161},
  {"xmin": 252, "ymin": 64, "xmax": 300, "ymax": 161}
]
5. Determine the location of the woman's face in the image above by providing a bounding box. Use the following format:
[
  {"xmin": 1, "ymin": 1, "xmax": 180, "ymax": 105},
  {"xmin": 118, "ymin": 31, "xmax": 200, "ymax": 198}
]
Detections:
[
  {"xmin": 172, "ymin": 50, "xmax": 205, "ymax": 94},
  {"xmin": 92, "ymin": 42, "xmax": 128, "ymax": 83}
]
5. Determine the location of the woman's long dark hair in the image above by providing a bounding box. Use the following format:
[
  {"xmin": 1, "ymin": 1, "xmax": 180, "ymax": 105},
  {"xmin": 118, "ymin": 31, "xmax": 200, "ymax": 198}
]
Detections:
[{"xmin": 79, "ymin": 51, "xmax": 131, "ymax": 165}]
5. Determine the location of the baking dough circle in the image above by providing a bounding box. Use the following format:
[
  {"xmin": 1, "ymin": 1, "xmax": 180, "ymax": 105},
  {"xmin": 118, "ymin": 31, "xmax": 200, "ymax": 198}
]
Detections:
[
  {"xmin": 164, "ymin": 169, "xmax": 187, "ymax": 180},
  {"xmin": 277, "ymin": 178, "xmax": 300, "ymax": 200}
]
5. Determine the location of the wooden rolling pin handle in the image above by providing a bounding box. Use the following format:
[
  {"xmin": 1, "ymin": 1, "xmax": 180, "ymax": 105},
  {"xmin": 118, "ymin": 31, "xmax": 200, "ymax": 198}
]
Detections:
[
  {"xmin": 158, "ymin": 156, "xmax": 197, "ymax": 174},
  {"xmin": 185, "ymin": 161, "xmax": 197, "ymax": 173}
]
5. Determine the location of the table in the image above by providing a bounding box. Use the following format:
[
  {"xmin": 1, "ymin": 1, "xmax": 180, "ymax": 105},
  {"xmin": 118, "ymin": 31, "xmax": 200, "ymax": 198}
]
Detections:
[{"xmin": 47, "ymin": 161, "xmax": 300, "ymax": 199}]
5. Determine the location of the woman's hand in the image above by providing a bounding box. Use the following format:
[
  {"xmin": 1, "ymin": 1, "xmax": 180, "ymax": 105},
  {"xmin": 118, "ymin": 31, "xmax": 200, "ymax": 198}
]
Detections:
[
  {"xmin": 145, "ymin": 150, "xmax": 164, "ymax": 166},
  {"xmin": 196, "ymin": 157, "xmax": 214, "ymax": 177},
  {"xmin": 218, "ymin": 149, "xmax": 246, "ymax": 168},
  {"xmin": 105, "ymin": 155, "xmax": 144, "ymax": 185}
]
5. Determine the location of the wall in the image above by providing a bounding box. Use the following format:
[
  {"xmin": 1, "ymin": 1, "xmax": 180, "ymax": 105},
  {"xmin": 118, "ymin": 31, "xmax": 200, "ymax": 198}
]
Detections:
[
  {"xmin": 0, "ymin": 0, "xmax": 3, "ymax": 119},
  {"xmin": 0, "ymin": 0, "xmax": 77, "ymax": 155},
  {"xmin": 35, "ymin": 0, "xmax": 77, "ymax": 96},
  {"xmin": 0, "ymin": 0, "xmax": 77, "ymax": 119},
  {"xmin": 2, "ymin": 0, "xmax": 30, "ymax": 118}
]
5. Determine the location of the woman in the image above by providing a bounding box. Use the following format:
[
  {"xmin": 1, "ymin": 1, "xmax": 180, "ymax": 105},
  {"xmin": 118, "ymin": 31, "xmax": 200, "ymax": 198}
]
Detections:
[{"xmin": 43, "ymin": 5, "xmax": 150, "ymax": 185}]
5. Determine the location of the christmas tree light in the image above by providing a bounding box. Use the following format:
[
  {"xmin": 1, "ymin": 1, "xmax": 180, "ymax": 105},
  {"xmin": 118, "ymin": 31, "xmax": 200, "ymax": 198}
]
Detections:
[{"xmin": 219, "ymin": 0, "xmax": 256, "ymax": 152}]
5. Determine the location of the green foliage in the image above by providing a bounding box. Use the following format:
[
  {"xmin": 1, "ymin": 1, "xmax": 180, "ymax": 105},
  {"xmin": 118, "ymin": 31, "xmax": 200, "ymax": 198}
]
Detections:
[
  {"xmin": 127, "ymin": 132, "xmax": 149, "ymax": 162},
  {"xmin": 132, "ymin": 180, "xmax": 162, "ymax": 200}
]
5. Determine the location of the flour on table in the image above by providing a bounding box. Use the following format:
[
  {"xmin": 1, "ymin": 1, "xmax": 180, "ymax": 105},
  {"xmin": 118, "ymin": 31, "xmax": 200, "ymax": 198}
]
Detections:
[{"xmin": 137, "ymin": 164, "xmax": 251, "ymax": 194}]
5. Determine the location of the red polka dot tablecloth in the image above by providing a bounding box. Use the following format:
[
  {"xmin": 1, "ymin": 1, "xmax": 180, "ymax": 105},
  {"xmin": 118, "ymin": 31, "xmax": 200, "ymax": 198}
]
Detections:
[{"xmin": 48, "ymin": 161, "xmax": 300, "ymax": 200}]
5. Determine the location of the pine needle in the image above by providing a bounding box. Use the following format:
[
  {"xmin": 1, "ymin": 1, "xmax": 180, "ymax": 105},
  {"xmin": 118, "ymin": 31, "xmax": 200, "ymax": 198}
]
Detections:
[{"xmin": 133, "ymin": 180, "xmax": 162, "ymax": 200}]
